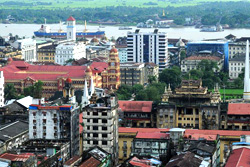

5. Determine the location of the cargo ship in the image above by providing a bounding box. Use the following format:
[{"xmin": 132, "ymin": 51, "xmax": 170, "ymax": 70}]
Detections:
[{"xmin": 34, "ymin": 19, "xmax": 105, "ymax": 39}]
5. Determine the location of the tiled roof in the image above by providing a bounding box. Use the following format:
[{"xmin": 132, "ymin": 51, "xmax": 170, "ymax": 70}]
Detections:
[
  {"xmin": 119, "ymin": 127, "xmax": 170, "ymax": 133},
  {"xmin": 136, "ymin": 132, "xmax": 169, "ymax": 139},
  {"xmin": 1, "ymin": 61, "xmax": 107, "ymax": 81},
  {"xmin": 79, "ymin": 157, "xmax": 101, "ymax": 167},
  {"xmin": 185, "ymin": 129, "xmax": 250, "ymax": 136},
  {"xmin": 228, "ymin": 103, "xmax": 250, "ymax": 115},
  {"xmin": 0, "ymin": 153, "xmax": 34, "ymax": 162},
  {"xmin": 118, "ymin": 101, "xmax": 153, "ymax": 113},
  {"xmin": 185, "ymin": 56, "xmax": 221, "ymax": 61},
  {"xmin": 64, "ymin": 156, "xmax": 81, "ymax": 165},
  {"xmin": 166, "ymin": 152, "xmax": 203, "ymax": 167},
  {"xmin": 183, "ymin": 133, "xmax": 217, "ymax": 141},
  {"xmin": 225, "ymin": 148, "xmax": 250, "ymax": 167}
]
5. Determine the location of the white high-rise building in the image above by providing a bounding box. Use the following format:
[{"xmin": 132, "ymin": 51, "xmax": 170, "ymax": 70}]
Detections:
[
  {"xmin": 11, "ymin": 38, "xmax": 37, "ymax": 62},
  {"xmin": 243, "ymin": 40, "xmax": 250, "ymax": 100},
  {"xmin": 0, "ymin": 71, "xmax": 4, "ymax": 107},
  {"xmin": 55, "ymin": 42, "xmax": 86, "ymax": 65},
  {"xmin": 127, "ymin": 29, "xmax": 168, "ymax": 71},
  {"xmin": 67, "ymin": 16, "xmax": 76, "ymax": 41}
]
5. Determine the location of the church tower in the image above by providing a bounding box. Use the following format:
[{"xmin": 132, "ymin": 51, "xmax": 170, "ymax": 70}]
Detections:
[
  {"xmin": 67, "ymin": 16, "xmax": 76, "ymax": 41},
  {"xmin": 106, "ymin": 46, "xmax": 121, "ymax": 89}
]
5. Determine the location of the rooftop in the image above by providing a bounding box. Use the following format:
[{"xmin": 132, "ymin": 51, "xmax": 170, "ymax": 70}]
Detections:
[
  {"xmin": 166, "ymin": 152, "xmax": 203, "ymax": 167},
  {"xmin": 136, "ymin": 132, "xmax": 169, "ymax": 139},
  {"xmin": 228, "ymin": 103, "xmax": 250, "ymax": 115},
  {"xmin": 225, "ymin": 148, "xmax": 250, "ymax": 167},
  {"xmin": 185, "ymin": 56, "xmax": 221, "ymax": 61},
  {"xmin": 119, "ymin": 127, "xmax": 170, "ymax": 133},
  {"xmin": 185, "ymin": 129, "xmax": 250, "ymax": 136},
  {"xmin": 0, "ymin": 153, "xmax": 34, "ymax": 162},
  {"xmin": 0, "ymin": 121, "xmax": 28, "ymax": 142},
  {"xmin": 188, "ymin": 41, "xmax": 227, "ymax": 44},
  {"xmin": 118, "ymin": 101, "xmax": 153, "ymax": 113},
  {"xmin": 230, "ymin": 53, "xmax": 246, "ymax": 62}
]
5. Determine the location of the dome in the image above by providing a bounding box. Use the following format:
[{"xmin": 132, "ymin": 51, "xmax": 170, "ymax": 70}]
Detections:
[
  {"xmin": 66, "ymin": 77, "xmax": 72, "ymax": 83},
  {"xmin": 85, "ymin": 66, "xmax": 92, "ymax": 73},
  {"xmin": 91, "ymin": 37, "xmax": 99, "ymax": 43},
  {"xmin": 7, "ymin": 57, "xmax": 13, "ymax": 62},
  {"xmin": 110, "ymin": 46, "xmax": 118, "ymax": 53}
]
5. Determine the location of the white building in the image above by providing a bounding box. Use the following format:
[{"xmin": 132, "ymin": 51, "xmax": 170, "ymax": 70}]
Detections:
[
  {"xmin": 117, "ymin": 47, "xmax": 127, "ymax": 63},
  {"xmin": 11, "ymin": 38, "xmax": 36, "ymax": 62},
  {"xmin": 0, "ymin": 71, "xmax": 4, "ymax": 107},
  {"xmin": 127, "ymin": 29, "xmax": 168, "ymax": 71},
  {"xmin": 67, "ymin": 16, "xmax": 76, "ymax": 41},
  {"xmin": 229, "ymin": 53, "xmax": 247, "ymax": 79},
  {"xmin": 55, "ymin": 42, "xmax": 86, "ymax": 65}
]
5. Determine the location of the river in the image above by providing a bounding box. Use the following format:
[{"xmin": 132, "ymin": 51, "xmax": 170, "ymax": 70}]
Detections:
[{"xmin": 1, "ymin": 23, "xmax": 250, "ymax": 41}]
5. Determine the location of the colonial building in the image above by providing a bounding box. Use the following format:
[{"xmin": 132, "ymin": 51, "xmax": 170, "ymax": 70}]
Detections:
[
  {"xmin": 10, "ymin": 38, "xmax": 37, "ymax": 62},
  {"xmin": 158, "ymin": 80, "xmax": 221, "ymax": 129},
  {"xmin": 1, "ymin": 49, "xmax": 120, "ymax": 99},
  {"xmin": 55, "ymin": 42, "xmax": 86, "ymax": 65},
  {"xmin": 82, "ymin": 92, "xmax": 119, "ymax": 166},
  {"xmin": 37, "ymin": 43, "xmax": 57, "ymax": 63},
  {"xmin": 131, "ymin": 132, "xmax": 170, "ymax": 160},
  {"xmin": 118, "ymin": 101, "xmax": 153, "ymax": 128},
  {"xmin": 181, "ymin": 55, "xmax": 223, "ymax": 73},
  {"xmin": 29, "ymin": 78, "xmax": 80, "ymax": 157},
  {"xmin": 127, "ymin": 29, "xmax": 168, "ymax": 71}
]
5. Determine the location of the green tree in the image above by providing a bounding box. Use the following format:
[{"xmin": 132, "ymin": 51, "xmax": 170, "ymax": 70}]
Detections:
[
  {"xmin": 183, "ymin": 69, "xmax": 203, "ymax": 80},
  {"xmin": 116, "ymin": 84, "xmax": 132, "ymax": 100},
  {"xmin": 132, "ymin": 84, "xmax": 144, "ymax": 95},
  {"xmin": 159, "ymin": 66, "xmax": 181, "ymax": 90},
  {"xmin": 4, "ymin": 83, "xmax": 18, "ymax": 100},
  {"xmin": 33, "ymin": 80, "xmax": 43, "ymax": 98},
  {"xmin": 180, "ymin": 50, "xmax": 186, "ymax": 61},
  {"xmin": 148, "ymin": 75, "xmax": 157, "ymax": 84}
]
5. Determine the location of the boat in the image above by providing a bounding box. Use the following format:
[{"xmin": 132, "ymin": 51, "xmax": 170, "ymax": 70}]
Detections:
[
  {"xmin": 34, "ymin": 19, "xmax": 105, "ymax": 39},
  {"xmin": 137, "ymin": 22, "xmax": 153, "ymax": 28},
  {"xmin": 157, "ymin": 24, "xmax": 170, "ymax": 28},
  {"xmin": 200, "ymin": 26, "xmax": 217, "ymax": 32},
  {"xmin": 119, "ymin": 26, "xmax": 132, "ymax": 30},
  {"xmin": 99, "ymin": 25, "xmax": 105, "ymax": 28}
]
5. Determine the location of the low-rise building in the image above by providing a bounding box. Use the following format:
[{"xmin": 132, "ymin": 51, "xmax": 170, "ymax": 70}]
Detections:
[
  {"xmin": 0, "ymin": 121, "xmax": 28, "ymax": 154},
  {"xmin": 225, "ymin": 147, "xmax": 250, "ymax": 167},
  {"xmin": 131, "ymin": 132, "xmax": 170, "ymax": 160},
  {"xmin": 55, "ymin": 42, "xmax": 86, "ymax": 65},
  {"xmin": 119, "ymin": 101, "xmax": 153, "ymax": 128},
  {"xmin": 0, "ymin": 152, "xmax": 36, "ymax": 167},
  {"xmin": 181, "ymin": 54, "xmax": 223, "ymax": 73}
]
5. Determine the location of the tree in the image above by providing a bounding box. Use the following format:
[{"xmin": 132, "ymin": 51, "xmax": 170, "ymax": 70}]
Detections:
[
  {"xmin": 183, "ymin": 69, "xmax": 203, "ymax": 80},
  {"xmin": 116, "ymin": 84, "xmax": 132, "ymax": 100},
  {"xmin": 4, "ymin": 83, "xmax": 18, "ymax": 100},
  {"xmin": 33, "ymin": 80, "xmax": 43, "ymax": 98},
  {"xmin": 132, "ymin": 84, "xmax": 144, "ymax": 95},
  {"xmin": 159, "ymin": 66, "xmax": 181, "ymax": 90},
  {"xmin": 233, "ymin": 77, "xmax": 243, "ymax": 89},
  {"xmin": 148, "ymin": 75, "xmax": 157, "ymax": 84},
  {"xmin": 180, "ymin": 50, "xmax": 186, "ymax": 61}
]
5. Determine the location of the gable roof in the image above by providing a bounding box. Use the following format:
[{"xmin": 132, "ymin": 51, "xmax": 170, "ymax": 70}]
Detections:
[{"xmin": 225, "ymin": 148, "xmax": 250, "ymax": 167}]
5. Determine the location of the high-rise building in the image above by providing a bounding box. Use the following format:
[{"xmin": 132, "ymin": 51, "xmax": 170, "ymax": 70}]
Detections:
[
  {"xmin": 67, "ymin": 16, "xmax": 76, "ymax": 41},
  {"xmin": 0, "ymin": 71, "xmax": 4, "ymax": 107},
  {"xmin": 127, "ymin": 29, "xmax": 168, "ymax": 71},
  {"xmin": 82, "ymin": 92, "xmax": 119, "ymax": 166},
  {"xmin": 29, "ymin": 78, "xmax": 80, "ymax": 157}
]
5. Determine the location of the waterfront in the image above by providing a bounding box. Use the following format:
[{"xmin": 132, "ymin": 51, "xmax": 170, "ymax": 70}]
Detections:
[{"xmin": 1, "ymin": 23, "xmax": 250, "ymax": 40}]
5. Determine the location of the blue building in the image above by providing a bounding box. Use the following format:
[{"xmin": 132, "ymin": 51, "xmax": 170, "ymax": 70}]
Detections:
[{"xmin": 186, "ymin": 41, "xmax": 229, "ymax": 70}]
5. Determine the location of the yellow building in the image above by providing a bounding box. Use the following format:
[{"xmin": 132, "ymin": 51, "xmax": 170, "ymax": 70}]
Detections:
[
  {"xmin": 158, "ymin": 80, "xmax": 221, "ymax": 129},
  {"xmin": 37, "ymin": 43, "xmax": 57, "ymax": 63},
  {"xmin": 118, "ymin": 127, "xmax": 169, "ymax": 163}
]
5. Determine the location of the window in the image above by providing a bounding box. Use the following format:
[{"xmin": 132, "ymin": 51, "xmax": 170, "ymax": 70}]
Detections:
[
  {"xmin": 93, "ymin": 119, "xmax": 98, "ymax": 123},
  {"xmin": 93, "ymin": 140, "xmax": 98, "ymax": 145},
  {"xmin": 87, "ymin": 140, "xmax": 90, "ymax": 144},
  {"xmin": 93, "ymin": 126, "xmax": 98, "ymax": 130},
  {"xmin": 102, "ymin": 127, "xmax": 107, "ymax": 131},
  {"xmin": 87, "ymin": 126, "xmax": 90, "ymax": 130},
  {"xmin": 102, "ymin": 119, "xmax": 107, "ymax": 123},
  {"xmin": 102, "ymin": 134, "xmax": 107, "ymax": 138},
  {"xmin": 93, "ymin": 133, "xmax": 98, "ymax": 137},
  {"xmin": 93, "ymin": 112, "xmax": 98, "ymax": 116},
  {"xmin": 102, "ymin": 141, "xmax": 107, "ymax": 145}
]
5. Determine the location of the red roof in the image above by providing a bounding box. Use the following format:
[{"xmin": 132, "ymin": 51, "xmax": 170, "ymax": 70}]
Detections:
[
  {"xmin": 136, "ymin": 132, "xmax": 169, "ymax": 139},
  {"xmin": 64, "ymin": 156, "xmax": 81, "ymax": 165},
  {"xmin": 0, "ymin": 153, "xmax": 34, "ymax": 162},
  {"xmin": 129, "ymin": 157, "xmax": 152, "ymax": 167},
  {"xmin": 225, "ymin": 148, "xmax": 250, "ymax": 167},
  {"xmin": 79, "ymin": 157, "xmax": 101, "ymax": 167},
  {"xmin": 228, "ymin": 103, "xmax": 250, "ymax": 115},
  {"xmin": 183, "ymin": 133, "xmax": 217, "ymax": 141},
  {"xmin": 119, "ymin": 127, "xmax": 170, "ymax": 133},
  {"xmin": 185, "ymin": 129, "xmax": 250, "ymax": 136},
  {"xmin": 67, "ymin": 16, "xmax": 76, "ymax": 21},
  {"xmin": 118, "ymin": 101, "xmax": 153, "ymax": 113},
  {"xmin": 1, "ymin": 61, "xmax": 107, "ymax": 81}
]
